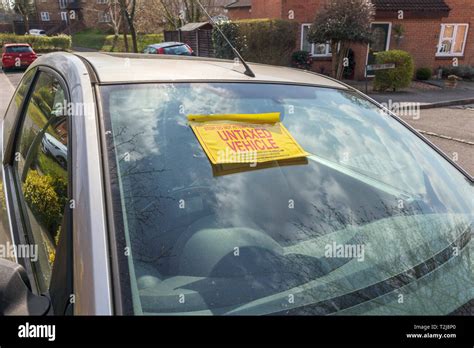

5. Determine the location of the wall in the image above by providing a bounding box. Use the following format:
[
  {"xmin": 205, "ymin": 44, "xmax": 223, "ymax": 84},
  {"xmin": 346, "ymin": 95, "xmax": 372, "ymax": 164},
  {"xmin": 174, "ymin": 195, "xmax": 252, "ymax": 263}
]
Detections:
[
  {"xmin": 34, "ymin": 0, "xmax": 64, "ymax": 22},
  {"xmin": 81, "ymin": 3, "xmax": 111, "ymax": 31},
  {"xmin": 34, "ymin": 0, "xmax": 111, "ymax": 32},
  {"xmin": 251, "ymin": 0, "xmax": 283, "ymax": 19},
  {"xmin": 227, "ymin": 7, "xmax": 253, "ymax": 20}
]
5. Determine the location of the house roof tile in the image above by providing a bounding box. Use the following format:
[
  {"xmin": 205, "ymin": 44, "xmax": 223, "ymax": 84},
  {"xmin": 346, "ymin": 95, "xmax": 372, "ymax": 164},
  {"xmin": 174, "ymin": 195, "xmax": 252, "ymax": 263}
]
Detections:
[
  {"xmin": 373, "ymin": 0, "xmax": 450, "ymax": 12},
  {"xmin": 225, "ymin": 0, "xmax": 252, "ymax": 9}
]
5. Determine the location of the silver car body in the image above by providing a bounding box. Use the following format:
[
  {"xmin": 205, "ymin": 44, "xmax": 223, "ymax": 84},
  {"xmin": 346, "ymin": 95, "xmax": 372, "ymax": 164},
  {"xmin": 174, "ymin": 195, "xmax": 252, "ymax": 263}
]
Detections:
[{"xmin": 1, "ymin": 52, "xmax": 471, "ymax": 315}]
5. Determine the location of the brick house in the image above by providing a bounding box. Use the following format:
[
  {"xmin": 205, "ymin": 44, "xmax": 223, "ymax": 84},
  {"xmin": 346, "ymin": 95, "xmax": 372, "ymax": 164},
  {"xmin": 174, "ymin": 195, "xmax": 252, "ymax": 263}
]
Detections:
[
  {"xmin": 29, "ymin": 0, "xmax": 233, "ymax": 34},
  {"xmin": 224, "ymin": 0, "xmax": 252, "ymax": 19},
  {"xmin": 225, "ymin": 0, "xmax": 474, "ymax": 80},
  {"xmin": 31, "ymin": 0, "xmax": 111, "ymax": 33}
]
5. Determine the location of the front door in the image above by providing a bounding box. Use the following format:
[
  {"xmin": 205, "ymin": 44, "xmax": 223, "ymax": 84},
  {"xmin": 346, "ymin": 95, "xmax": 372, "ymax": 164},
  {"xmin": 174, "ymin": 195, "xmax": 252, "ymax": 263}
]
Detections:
[{"xmin": 366, "ymin": 23, "xmax": 392, "ymax": 76}]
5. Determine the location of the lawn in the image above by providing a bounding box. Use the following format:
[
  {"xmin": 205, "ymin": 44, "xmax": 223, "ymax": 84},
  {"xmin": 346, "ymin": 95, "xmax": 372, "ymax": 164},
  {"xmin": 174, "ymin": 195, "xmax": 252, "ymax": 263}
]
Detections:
[
  {"xmin": 71, "ymin": 29, "xmax": 108, "ymax": 50},
  {"xmin": 72, "ymin": 29, "xmax": 164, "ymax": 52}
]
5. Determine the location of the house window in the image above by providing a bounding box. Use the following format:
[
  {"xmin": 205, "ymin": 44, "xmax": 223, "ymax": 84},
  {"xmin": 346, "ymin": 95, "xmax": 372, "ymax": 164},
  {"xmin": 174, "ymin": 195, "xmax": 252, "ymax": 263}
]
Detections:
[
  {"xmin": 98, "ymin": 11, "xmax": 111, "ymax": 23},
  {"xmin": 301, "ymin": 24, "xmax": 332, "ymax": 57},
  {"xmin": 437, "ymin": 24, "xmax": 469, "ymax": 57},
  {"xmin": 40, "ymin": 12, "xmax": 50, "ymax": 21}
]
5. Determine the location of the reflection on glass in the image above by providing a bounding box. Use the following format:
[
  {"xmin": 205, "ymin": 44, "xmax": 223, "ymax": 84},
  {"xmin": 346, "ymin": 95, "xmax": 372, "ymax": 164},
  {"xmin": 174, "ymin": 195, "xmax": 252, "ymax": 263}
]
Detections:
[
  {"xmin": 16, "ymin": 73, "xmax": 68, "ymax": 292},
  {"xmin": 101, "ymin": 83, "xmax": 473, "ymax": 315}
]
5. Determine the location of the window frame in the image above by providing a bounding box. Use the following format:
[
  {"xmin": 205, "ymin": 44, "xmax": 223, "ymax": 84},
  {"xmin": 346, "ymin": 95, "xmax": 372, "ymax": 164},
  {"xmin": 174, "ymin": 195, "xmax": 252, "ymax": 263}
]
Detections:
[
  {"xmin": 40, "ymin": 11, "xmax": 50, "ymax": 22},
  {"xmin": 98, "ymin": 81, "xmax": 474, "ymax": 315},
  {"xmin": 98, "ymin": 11, "xmax": 111, "ymax": 23},
  {"xmin": 300, "ymin": 23, "xmax": 332, "ymax": 58},
  {"xmin": 436, "ymin": 23, "xmax": 469, "ymax": 57},
  {"xmin": 59, "ymin": 0, "xmax": 67, "ymax": 9},
  {"xmin": 9, "ymin": 67, "xmax": 74, "ymax": 311}
]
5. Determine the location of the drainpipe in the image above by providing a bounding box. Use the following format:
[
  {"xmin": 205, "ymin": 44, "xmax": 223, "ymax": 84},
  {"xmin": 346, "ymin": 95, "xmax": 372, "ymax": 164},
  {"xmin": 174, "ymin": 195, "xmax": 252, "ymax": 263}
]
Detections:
[{"xmin": 196, "ymin": 29, "xmax": 200, "ymax": 56}]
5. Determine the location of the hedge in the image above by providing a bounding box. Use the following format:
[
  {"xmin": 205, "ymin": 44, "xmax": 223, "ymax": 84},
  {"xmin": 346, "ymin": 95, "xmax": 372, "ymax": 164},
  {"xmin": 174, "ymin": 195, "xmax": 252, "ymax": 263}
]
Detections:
[
  {"xmin": 374, "ymin": 50, "xmax": 414, "ymax": 92},
  {"xmin": 213, "ymin": 19, "xmax": 299, "ymax": 66},
  {"xmin": 0, "ymin": 33, "xmax": 71, "ymax": 52}
]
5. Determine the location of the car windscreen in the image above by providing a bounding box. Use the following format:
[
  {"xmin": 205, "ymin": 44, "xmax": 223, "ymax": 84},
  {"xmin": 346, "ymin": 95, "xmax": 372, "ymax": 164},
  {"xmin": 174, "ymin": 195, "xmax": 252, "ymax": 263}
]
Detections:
[
  {"xmin": 6, "ymin": 46, "xmax": 33, "ymax": 53},
  {"xmin": 163, "ymin": 44, "xmax": 191, "ymax": 55},
  {"xmin": 100, "ymin": 83, "xmax": 473, "ymax": 315}
]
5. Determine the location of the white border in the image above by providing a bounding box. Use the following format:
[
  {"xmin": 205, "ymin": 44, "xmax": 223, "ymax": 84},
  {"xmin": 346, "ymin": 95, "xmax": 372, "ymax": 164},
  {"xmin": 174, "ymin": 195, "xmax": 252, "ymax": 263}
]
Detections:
[{"xmin": 436, "ymin": 23, "xmax": 469, "ymax": 57}]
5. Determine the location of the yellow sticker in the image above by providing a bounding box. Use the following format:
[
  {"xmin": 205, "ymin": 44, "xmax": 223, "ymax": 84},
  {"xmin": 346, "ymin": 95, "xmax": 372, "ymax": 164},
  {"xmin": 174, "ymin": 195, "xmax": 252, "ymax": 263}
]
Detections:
[{"xmin": 188, "ymin": 113, "xmax": 308, "ymax": 165}]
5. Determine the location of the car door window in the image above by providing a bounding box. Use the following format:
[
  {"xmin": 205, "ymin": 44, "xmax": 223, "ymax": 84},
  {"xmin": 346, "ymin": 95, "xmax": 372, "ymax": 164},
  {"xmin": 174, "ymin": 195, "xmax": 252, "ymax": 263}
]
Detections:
[
  {"xmin": 0, "ymin": 70, "xmax": 37, "ymax": 260},
  {"xmin": 14, "ymin": 71, "xmax": 69, "ymax": 293}
]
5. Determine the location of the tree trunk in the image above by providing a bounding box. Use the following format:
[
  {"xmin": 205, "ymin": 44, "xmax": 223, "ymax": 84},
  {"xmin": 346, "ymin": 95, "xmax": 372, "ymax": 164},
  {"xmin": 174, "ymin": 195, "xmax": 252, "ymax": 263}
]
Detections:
[
  {"xmin": 110, "ymin": 33, "xmax": 119, "ymax": 52},
  {"xmin": 332, "ymin": 41, "xmax": 350, "ymax": 80},
  {"xmin": 331, "ymin": 42, "xmax": 339, "ymax": 78},
  {"xmin": 122, "ymin": 13, "xmax": 129, "ymax": 52},
  {"xmin": 127, "ymin": 16, "xmax": 138, "ymax": 53},
  {"xmin": 24, "ymin": 14, "xmax": 30, "ymax": 33}
]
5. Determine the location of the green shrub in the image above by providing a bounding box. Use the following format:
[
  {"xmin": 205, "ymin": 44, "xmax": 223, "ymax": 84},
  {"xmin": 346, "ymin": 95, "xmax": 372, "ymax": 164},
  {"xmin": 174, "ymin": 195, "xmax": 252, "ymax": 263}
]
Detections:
[
  {"xmin": 442, "ymin": 65, "xmax": 474, "ymax": 80},
  {"xmin": 213, "ymin": 21, "xmax": 242, "ymax": 60},
  {"xmin": 240, "ymin": 19, "xmax": 298, "ymax": 66},
  {"xmin": 0, "ymin": 33, "xmax": 71, "ymax": 52},
  {"xmin": 213, "ymin": 19, "xmax": 299, "ymax": 66},
  {"xmin": 291, "ymin": 50, "xmax": 312, "ymax": 70},
  {"xmin": 374, "ymin": 50, "xmax": 414, "ymax": 91},
  {"xmin": 416, "ymin": 67, "xmax": 432, "ymax": 81}
]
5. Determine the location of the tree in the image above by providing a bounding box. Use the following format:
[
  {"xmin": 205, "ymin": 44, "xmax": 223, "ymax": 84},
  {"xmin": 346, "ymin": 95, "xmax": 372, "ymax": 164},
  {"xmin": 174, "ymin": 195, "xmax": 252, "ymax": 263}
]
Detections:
[
  {"xmin": 118, "ymin": 0, "xmax": 138, "ymax": 53},
  {"xmin": 158, "ymin": 0, "xmax": 219, "ymax": 30},
  {"xmin": 308, "ymin": 0, "xmax": 375, "ymax": 80},
  {"xmin": 106, "ymin": 0, "xmax": 123, "ymax": 52},
  {"xmin": 10, "ymin": 0, "xmax": 35, "ymax": 33}
]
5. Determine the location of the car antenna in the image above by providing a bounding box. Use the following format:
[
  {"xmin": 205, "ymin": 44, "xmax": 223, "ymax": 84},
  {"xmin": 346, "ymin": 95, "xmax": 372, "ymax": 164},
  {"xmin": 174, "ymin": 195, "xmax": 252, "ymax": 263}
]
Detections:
[{"xmin": 195, "ymin": 0, "xmax": 256, "ymax": 77}]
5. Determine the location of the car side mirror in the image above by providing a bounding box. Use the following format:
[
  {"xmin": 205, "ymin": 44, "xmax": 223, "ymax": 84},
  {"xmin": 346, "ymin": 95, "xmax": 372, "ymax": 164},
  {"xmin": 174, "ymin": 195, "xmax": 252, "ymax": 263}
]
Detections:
[{"xmin": 0, "ymin": 258, "xmax": 51, "ymax": 315}]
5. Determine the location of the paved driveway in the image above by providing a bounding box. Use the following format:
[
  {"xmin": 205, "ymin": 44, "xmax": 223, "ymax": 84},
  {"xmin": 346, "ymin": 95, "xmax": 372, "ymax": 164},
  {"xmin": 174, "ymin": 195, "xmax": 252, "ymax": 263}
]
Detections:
[
  {"xmin": 0, "ymin": 70, "xmax": 17, "ymax": 117},
  {"xmin": 398, "ymin": 107, "xmax": 474, "ymax": 176}
]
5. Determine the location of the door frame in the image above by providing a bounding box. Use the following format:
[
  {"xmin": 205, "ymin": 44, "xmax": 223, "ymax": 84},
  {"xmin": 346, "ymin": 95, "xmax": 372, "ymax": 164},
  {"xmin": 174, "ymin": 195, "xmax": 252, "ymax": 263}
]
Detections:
[{"xmin": 365, "ymin": 21, "xmax": 392, "ymax": 77}]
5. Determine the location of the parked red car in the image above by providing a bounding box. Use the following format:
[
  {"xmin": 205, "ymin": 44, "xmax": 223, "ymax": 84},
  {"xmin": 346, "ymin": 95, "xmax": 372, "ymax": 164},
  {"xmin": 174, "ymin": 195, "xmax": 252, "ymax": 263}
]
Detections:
[{"xmin": 1, "ymin": 43, "xmax": 37, "ymax": 70}]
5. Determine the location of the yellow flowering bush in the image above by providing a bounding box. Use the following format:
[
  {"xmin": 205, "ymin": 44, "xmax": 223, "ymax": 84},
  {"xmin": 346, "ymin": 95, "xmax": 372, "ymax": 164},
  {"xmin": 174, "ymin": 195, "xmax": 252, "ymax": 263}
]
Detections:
[{"xmin": 23, "ymin": 170, "xmax": 62, "ymax": 234}]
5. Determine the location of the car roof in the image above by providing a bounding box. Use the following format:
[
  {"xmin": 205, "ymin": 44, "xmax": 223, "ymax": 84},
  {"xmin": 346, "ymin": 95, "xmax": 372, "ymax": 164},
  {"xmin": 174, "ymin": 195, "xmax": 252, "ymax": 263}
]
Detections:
[
  {"xmin": 4, "ymin": 43, "xmax": 30, "ymax": 47},
  {"xmin": 31, "ymin": 52, "xmax": 348, "ymax": 89},
  {"xmin": 76, "ymin": 52, "xmax": 348, "ymax": 88},
  {"xmin": 149, "ymin": 42, "xmax": 185, "ymax": 48}
]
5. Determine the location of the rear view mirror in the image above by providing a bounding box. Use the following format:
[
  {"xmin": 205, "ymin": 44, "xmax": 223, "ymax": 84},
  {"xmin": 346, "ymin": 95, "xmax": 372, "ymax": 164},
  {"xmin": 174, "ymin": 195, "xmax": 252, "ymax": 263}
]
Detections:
[{"xmin": 0, "ymin": 258, "xmax": 51, "ymax": 315}]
